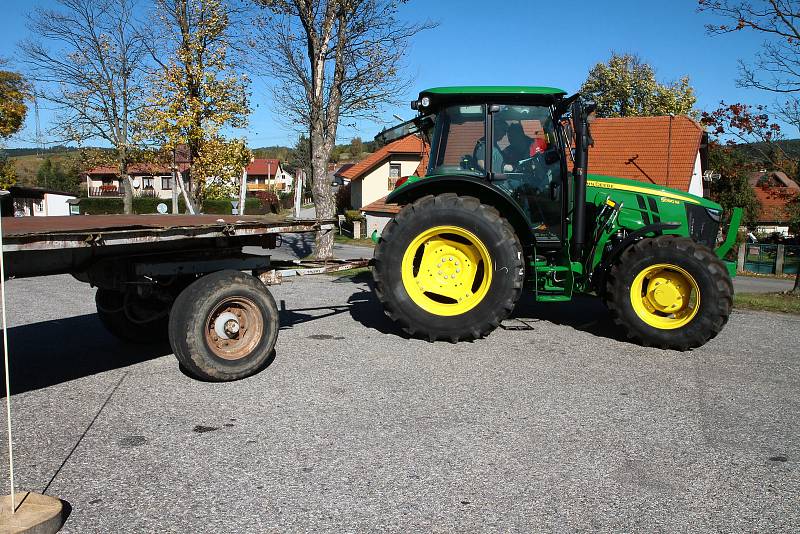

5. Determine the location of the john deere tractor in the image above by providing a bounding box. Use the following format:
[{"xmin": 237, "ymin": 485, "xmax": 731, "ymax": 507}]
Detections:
[{"xmin": 371, "ymin": 86, "xmax": 742, "ymax": 350}]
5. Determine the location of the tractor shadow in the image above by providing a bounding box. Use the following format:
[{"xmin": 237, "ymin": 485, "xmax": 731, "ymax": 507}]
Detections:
[
  {"xmin": 1, "ymin": 314, "xmax": 172, "ymax": 396},
  {"xmin": 275, "ymin": 270, "xmax": 627, "ymax": 343},
  {"xmin": 509, "ymin": 294, "xmax": 628, "ymax": 342}
]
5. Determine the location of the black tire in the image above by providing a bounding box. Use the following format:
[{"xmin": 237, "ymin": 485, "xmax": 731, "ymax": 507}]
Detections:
[
  {"xmin": 95, "ymin": 288, "xmax": 169, "ymax": 343},
  {"xmin": 168, "ymin": 270, "xmax": 279, "ymax": 381},
  {"xmin": 373, "ymin": 193, "xmax": 524, "ymax": 342},
  {"xmin": 604, "ymin": 235, "xmax": 733, "ymax": 350}
]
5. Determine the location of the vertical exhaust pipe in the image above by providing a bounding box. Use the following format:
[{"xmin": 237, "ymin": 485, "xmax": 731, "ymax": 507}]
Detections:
[{"xmin": 570, "ymin": 99, "xmax": 593, "ymax": 259}]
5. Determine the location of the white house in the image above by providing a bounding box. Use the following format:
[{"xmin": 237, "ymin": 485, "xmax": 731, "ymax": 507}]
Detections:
[
  {"xmin": 245, "ymin": 159, "xmax": 293, "ymax": 192},
  {"xmin": 1, "ymin": 186, "xmax": 77, "ymax": 216},
  {"xmin": 341, "ymin": 135, "xmax": 426, "ymax": 210},
  {"xmin": 84, "ymin": 163, "xmax": 188, "ymax": 200}
]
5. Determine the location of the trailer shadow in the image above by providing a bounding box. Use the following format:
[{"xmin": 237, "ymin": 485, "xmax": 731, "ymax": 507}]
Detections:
[
  {"xmin": 277, "ymin": 271, "xmax": 406, "ymax": 336},
  {"xmin": 1, "ymin": 313, "xmax": 172, "ymax": 396}
]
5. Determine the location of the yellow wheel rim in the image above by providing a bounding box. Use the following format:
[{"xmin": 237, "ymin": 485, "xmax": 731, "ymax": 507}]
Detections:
[
  {"xmin": 401, "ymin": 225, "xmax": 493, "ymax": 317},
  {"xmin": 630, "ymin": 263, "xmax": 700, "ymax": 330}
]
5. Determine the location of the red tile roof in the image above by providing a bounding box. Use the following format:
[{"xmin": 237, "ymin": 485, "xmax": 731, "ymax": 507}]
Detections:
[
  {"xmin": 749, "ymin": 171, "xmax": 800, "ymax": 223},
  {"xmin": 588, "ymin": 115, "xmax": 704, "ymax": 192},
  {"xmin": 340, "ymin": 135, "xmax": 426, "ymax": 181},
  {"xmin": 335, "ymin": 163, "xmax": 355, "ymax": 177},
  {"xmin": 85, "ymin": 163, "xmax": 183, "ymax": 175},
  {"xmin": 361, "ymin": 196, "xmax": 402, "ymax": 215},
  {"xmin": 246, "ymin": 159, "xmax": 281, "ymax": 176}
]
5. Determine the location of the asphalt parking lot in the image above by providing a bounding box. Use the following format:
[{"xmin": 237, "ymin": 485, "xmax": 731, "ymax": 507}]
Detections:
[{"xmin": 1, "ymin": 263, "xmax": 798, "ymax": 532}]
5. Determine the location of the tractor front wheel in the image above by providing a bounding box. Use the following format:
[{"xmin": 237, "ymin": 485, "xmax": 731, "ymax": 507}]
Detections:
[
  {"xmin": 604, "ymin": 235, "xmax": 733, "ymax": 350},
  {"xmin": 373, "ymin": 193, "xmax": 523, "ymax": 342}
]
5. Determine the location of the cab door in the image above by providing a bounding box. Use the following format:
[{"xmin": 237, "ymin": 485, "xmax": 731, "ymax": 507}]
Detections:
[{"xmin": 488, "ymin": 104, "xmax": 565, "ymax": 245}]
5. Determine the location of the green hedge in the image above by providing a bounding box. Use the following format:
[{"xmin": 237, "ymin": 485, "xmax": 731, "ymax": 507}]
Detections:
[
  {"xmin": 344, "ymin": 209, "xmax": 364, "ymax": 222},
  {"xmin": 76, "ymin": 197, "xmax": 265, "ymax": 215},
  {"xmin": 202, "ymin": 198, "xmax": 265, "ymax": 214},
  {"xmin": 77, "ymin": 197, "xmax": 187, "ymax": 215}
]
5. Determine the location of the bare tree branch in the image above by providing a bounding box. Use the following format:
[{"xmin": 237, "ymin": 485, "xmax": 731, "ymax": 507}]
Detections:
[
  {"xmin": 18, "ymin": 0, "xmax": 150, "ymax": 213},
  {"xmin": 253, "ymin": 0, "xmax": 435, "ymax": 258}
]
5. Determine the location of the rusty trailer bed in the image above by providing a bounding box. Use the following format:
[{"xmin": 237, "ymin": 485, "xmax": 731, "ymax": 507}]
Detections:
[{"xmin": 1, "ymin": 214, "xmax": 334, "ymax": 278}]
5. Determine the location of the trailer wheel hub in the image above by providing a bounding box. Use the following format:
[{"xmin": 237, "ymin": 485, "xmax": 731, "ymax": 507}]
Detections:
[
  {"xmin": 205, "ymin": 297, "xmax": 263, "ymax": 360},
  {"xmin": 630, "ymin": 264, "xmax": 700, "ymax": 330},
  {"xmin": 401, "ymin": 226, "xmax": 492, "ymax": 316}
]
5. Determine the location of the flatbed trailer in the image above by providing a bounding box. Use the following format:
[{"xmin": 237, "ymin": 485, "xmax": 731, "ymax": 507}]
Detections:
[{"xmin": 1, "ymin": 214, "xmax": 369, "ymax": 381}]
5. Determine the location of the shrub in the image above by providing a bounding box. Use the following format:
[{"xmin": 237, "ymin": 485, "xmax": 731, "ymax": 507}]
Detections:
[
  {"xmin": 336, "ymin": 183, "xmax": 352, "ymax": 214},
  {"xmin": 77, "ymin": 197, "xmax": 187, "ymax": 215},
  {"xmin": 344, "ymin": 209, "xmax": 364, "ymax": 223},
  {"xmin": 201, "ymin": 198, "xmax": 263, "ymax": 214}
]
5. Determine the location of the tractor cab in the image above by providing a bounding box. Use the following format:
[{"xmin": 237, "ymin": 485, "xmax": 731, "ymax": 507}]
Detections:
[
  {"xmin": 380, "ymin": 86, "xmax": 577, "ymax": 249},
  {"xmin": 425, "ymin": 101, "xmax": 566, "ymax": 243}
]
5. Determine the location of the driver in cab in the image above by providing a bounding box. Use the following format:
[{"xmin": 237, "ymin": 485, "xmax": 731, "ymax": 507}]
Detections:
[{"xmin": 474, "ymin": 120, "xmax": 508, "ymax": 174}]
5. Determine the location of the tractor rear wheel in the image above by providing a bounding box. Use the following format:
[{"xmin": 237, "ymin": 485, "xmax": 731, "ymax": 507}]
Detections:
[
  {"xmin": 373, "ymin": 193, "xmax": 523, "ymax": 342},
  {"xmin": 604, "ymin": 235, "xmax": 733, "ymax": 350}
]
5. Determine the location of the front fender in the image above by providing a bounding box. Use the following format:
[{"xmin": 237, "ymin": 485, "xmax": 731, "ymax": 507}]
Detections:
[{"xmin": 387, "ymin": 175, "xmax": 535, "ymax": 247}]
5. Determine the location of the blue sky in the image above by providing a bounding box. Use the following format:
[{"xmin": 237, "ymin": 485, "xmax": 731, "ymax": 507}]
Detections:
[{"xmin": 0, "ymin": 0, "xmax": 782, "ymax": 149}]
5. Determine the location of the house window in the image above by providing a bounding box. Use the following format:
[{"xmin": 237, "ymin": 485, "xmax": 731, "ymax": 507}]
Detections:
[
  {"xmin": 388, "ymin": 163, "xmax": 402, "ymax": 190},
  {"xmin": 142, "ymin": 176, "xmax": 154, "ymax": 189},
  {"xmin": 162, "ymin": 176, "xmax": 172, "ymax": 190}
]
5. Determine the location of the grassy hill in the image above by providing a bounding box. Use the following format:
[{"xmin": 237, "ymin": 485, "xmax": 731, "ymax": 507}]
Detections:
[{"xmin": 9, "ymin": 151, "xmax": 84, "ymax": 186}]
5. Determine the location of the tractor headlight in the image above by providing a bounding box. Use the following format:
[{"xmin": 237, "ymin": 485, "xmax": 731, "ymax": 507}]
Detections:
[{"xmin": 420, "ymin": 96, "xmax": 430, "ymax": 108}]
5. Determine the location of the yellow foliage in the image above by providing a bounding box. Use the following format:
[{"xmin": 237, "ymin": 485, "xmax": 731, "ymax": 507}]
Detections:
[
  {"xmin": 0, "ymin": 70, "xmax": 29, "ymax": 139},
  {"xmin": 139, "ymin": 0, "xmax": 250, "ymax": 204}
]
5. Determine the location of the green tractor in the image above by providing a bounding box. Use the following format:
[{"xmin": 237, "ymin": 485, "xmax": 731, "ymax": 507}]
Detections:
[{"xmin": 371, "ymin": 86, "xmax": 742, "ymax": 350}]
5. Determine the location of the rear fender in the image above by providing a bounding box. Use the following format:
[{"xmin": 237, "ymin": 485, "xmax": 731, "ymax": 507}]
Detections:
[{"xmin": 386, "ymin": 175, "xmax": 534, "ymax": 247}]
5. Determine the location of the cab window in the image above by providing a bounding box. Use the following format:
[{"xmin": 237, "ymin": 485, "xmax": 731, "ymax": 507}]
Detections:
[{"xmin": 427, "ymin": 105, "xmax": 486, "ymax": 177}]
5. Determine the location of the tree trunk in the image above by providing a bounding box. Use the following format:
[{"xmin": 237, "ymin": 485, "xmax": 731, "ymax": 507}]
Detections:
[
  {"xmin": 793, "ymin": 269, "xmax": 800, "ymax": 294},
  {"xmin": 119, "ymin": 148, "xmax": 133, "ymax": 215},
  {"xmin": 311, "ymin": 129, "xmax": 335, "ymax": 259}
]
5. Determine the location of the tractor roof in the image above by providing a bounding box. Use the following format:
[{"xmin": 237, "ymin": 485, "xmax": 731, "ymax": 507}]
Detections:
[
  {"xmin": 416, "ymin": 86, "xmax": 568, "ymax": 109},
  {"xmin": 421, "ymin": 86, "xmax": 567, "ymax": 96}
]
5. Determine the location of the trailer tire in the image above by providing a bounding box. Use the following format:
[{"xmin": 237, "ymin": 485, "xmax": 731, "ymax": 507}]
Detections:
[
  {"xmin": 604, "ymin": 235, "xmax": 733, "ymax": 350},
  {"xmin": 168, "ymin": 270, "xmax": 279, "ymax": 381},
  {"xmin": 95, "ymin": 289, "xmax": 169, "ymax": 343},
  {"xmin": 373, "ymin": 193, "xmax": 523, "ymax": 342}
]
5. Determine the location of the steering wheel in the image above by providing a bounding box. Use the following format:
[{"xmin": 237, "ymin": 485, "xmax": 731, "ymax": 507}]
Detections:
[{"xmin": 510, "ymin": 152, "xmax": 549, "ymax": 192}]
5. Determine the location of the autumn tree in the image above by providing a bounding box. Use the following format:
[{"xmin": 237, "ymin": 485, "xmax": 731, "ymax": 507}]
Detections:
[
  {"xmin": 350, "ymin": 136, "xmax": 364, "ymax": 157},
  {"xmin": 254, "ymin": 0, "xmax": 435, "ymax": 258},
  {"xmin": 0, "ymin": 65, "xmax": 29, "ymax": 189},
  {"xmin": 580, "ymin": 52, "xmax": 697, "ymax": 118},
  {"xmin": 36, "ymin": 158, "xmax": 82, "ymax": 193},
  {"xmin": 700, "ymin": 0, "xmax": 800, "ymax": 291},
  {"xmin": 0, "ymin": 68, "xmax": 29, "ymax": 141},
  {"xmin": 20, "ymin": 0, "xmax": 148, "ymax": 213},
  {"xmin": 140, "ymin": 0, "xmax": 251, "ymax": 212},
  {"xmin": 701, "ymin": 101, "xmax": 793, "ymax": 221},
  {"xmin": 0, "ymin": 153, "xmax": 16, "ymax": 190},
  {"xmin": 705, "ymin": 142, "xmax": 761, "ymax": 228}
]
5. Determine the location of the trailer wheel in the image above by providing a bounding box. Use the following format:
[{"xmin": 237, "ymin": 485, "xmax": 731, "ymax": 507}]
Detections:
[
  {"xmin": 168, "ymin": 270, "xmax": 279, "ymax": 381},
  {"xmin": 604, "ymin": 235, "xmax": 733, "ymax": 350},
  {"xmin": 373, "ymin": 193, "xmax": 523, "ymax": 342},
  {"xmin": 95, "ymin": 289, "xmax": 169, "ymax": 343}
]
